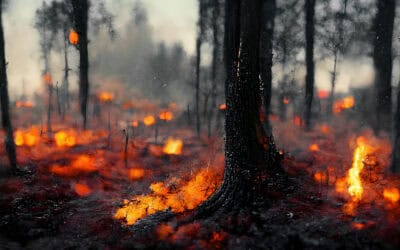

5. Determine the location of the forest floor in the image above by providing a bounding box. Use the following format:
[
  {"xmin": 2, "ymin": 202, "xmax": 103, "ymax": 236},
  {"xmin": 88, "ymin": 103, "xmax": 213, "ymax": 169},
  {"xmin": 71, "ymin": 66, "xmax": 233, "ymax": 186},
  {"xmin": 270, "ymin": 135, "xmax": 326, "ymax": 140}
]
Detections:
[{"xmin": 0, "ymin": 115, "xmax": 399, "ymax": 249}]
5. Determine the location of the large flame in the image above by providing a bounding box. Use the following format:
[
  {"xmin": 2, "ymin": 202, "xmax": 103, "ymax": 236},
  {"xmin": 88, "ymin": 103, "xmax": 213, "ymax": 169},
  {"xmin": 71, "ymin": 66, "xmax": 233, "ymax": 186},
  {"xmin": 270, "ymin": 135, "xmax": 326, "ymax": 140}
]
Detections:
[
  {"xmin": 14, "ymin": 127, "xmax": 40, "ymax": 147},
  {"xmin": 54, "ymin": 130, "xmax": 76, "ymax": 147},
  {"xmin": 162, "ymin": 138, "xmax": 183, "ymax": 155},
  {"xmin": 114, "ymin": 168, "xmax": 221, "ymax": 225}
]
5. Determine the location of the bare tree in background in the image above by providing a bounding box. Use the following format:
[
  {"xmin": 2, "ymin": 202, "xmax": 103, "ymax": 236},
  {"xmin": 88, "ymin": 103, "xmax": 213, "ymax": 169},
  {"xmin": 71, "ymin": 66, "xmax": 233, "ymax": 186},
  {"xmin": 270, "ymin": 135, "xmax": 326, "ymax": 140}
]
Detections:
[
  {"xmin": 260, "ymin": 0, "xmax": 276, "ymax": 134},
  {"xmin": 195, "ymin": 0, "xmax": 207, "ymax": 137},
  {"xmin": 0, "ymin": 0, "xmax": 17, "ymax": 169},
  {"xmin": 372, "ymin": 0, "xmax": 395, "ymax": 133},
  {"xmin": 304, "ymin": 0, "xmax": 316, "ymax": 130}
]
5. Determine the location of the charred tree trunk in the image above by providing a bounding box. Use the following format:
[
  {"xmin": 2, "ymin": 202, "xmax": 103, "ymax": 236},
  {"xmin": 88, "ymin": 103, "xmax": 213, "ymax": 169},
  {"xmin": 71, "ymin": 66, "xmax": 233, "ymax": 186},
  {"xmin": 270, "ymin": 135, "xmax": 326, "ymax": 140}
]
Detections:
[
  {"xmin": 327, "ymin": 49, "xmax": 338, "ymax": 115},
  {"xmin": 195, "ymin": 0, "xmax": 279, "ymax": 215},
  {"xmin": 0, "ymin": 0, "xmax": 17, "ymax": 169},
  {"xmin": 63, "ymin": 28, "xmax": 70, "ymax": 111},
  {"xmin": 392, "ymin": 86, "xmax": 400, "ymax": 173},
  {"xmin": 208, "ymin": 0, "xmax": 221, "ymax": 138},
  {"xmin": 372, "ymin": 0, "xmax": 395, "ymax": 133},
  {"xmin": 72, "ymin": 0, "xmax": 90, "ymax": 130},
  {"xmin": 304, "ymin": 0, "xmax": 316, "ymax": 130},
  {"xmin": 260, "ymin": 0, "xmax": 276, "ymax": 135}
]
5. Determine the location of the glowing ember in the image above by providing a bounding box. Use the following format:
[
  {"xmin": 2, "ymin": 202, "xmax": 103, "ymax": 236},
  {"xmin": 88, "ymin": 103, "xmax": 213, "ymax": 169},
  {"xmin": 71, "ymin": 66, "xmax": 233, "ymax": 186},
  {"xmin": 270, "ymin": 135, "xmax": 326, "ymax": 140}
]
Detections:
[
  {"xmin": 129, "ymin": 168, "xmax": 145, "ymax": 180},
  {"xmin": 74, "ymin": 183, "xmax": 92, "ymax": 197},
  {"xmin": 320, "ymin": 124, "xmax": 332, "ymax": 134},
  {"xmin": 98, "ymin": 91, "xmax": 114, "ymax": 103},
  {"xmin": 383, "ymin": 188, "xmax": 400, "ymax": 203},
  {"xmin": 333, "ymin": 96, "xmax": 354, "ymax": 114},
  {"xmin": 143, "ymin": 115, "xmax": 156, "ymax": 126},
  {"xmin": 317, "ymin": 90, "xmax": 329, "ymax": 99},
  {"xmin": 309, "ymin": 144, "xmax": 320, "ymax": 152},
  {"xmin": 162, "ymin": 138, "xmax": 183, "ymax": 155},
  {"xmin": 54, "ymin": 131, "xmax": 76, "ymax": 147},
  {"xmin": 219, "ymin": 103, "xmax": 226, "ymax": 110},
  {"xmin": 43, "ymin": 73, "xmax": 52, "ymax": 85},
  {"xmin": 293, "ymin": 115, "xmax": 302, "ymax": 127},
  {"xmin": 158, "ymin": 111, "xmax": 174, "ymax": 121},
  {"xmin": 283, "ymin": 97, "xmax": 289, "ymax": 104},
  {"xmin": 69, "ymin": 28, "xmax": 79, "ymax": 45},
  {"xmin": 114, "ymin": 168, "xmax": 221, "ymax": 225}
]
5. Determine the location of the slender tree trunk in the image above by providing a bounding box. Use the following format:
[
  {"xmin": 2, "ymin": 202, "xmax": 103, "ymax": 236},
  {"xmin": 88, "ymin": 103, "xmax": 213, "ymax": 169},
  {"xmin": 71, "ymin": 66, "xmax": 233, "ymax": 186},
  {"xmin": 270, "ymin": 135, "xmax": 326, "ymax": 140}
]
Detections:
[
  {"xmin": 72, "ymin": 0, "xmax": 90, "ymax": 130},
  {"xmin": 304, "ymin": 0, "xmax": 316, "ymax": 130},
  {"xmin": 195, "ymin": 37, "xmax": 201, "ymax": 137},
  {"xmin": 63, "ymin": 28, "xmax": 70, "ymax": 110},
  {"xmin": 328, "ymin": 49, "xmax": 338, "ymax": 115},
  {"xmin": 0, "ymin": 1, "xmax": 17, "ymax": 169},
  {"xmin": 392, "ymin": 85, "xmax": 400, "ymax": 173},
  {"xmin": 208, "ymin": 0, "xmax": 221, "ymax": 138},
  {"xmin": 195, "ymin": 0, "xmax": 279, "ymax": 216},
  {"xmin": 372, "ymin": 0, "xmax": 395, "ymax": 133},
  {"xmin": 260, "ymin": 0, "xmax": 276, "ymax": 135}
]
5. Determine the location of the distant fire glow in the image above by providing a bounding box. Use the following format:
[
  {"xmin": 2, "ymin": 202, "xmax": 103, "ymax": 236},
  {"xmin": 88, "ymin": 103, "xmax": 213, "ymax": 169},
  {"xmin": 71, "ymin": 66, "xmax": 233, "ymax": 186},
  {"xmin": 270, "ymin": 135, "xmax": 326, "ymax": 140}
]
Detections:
[{"xmin": 333, "ymin": 96, "xmax": 355, "ymax": 114}]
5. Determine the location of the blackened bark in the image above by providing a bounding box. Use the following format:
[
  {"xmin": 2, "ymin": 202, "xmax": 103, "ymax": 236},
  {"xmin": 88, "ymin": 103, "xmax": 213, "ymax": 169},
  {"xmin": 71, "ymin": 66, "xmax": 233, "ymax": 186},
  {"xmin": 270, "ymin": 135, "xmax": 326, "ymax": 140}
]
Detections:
[
  {"xmin": 195, "ymin": 0, "xmax": 206, "ymax": 138},
  {"xmin": 373, "ymin": 0, "xmax": 395, "ymax": 133},
  {"xmin": 392, "ymin": 87, "xmax": 400, "ymax": 173},
  {"xmin": 0, "ymin": 0, "xmax": 17, "ymax": 169},
  {"xmin": 72, "ymin": 0, "xmax": 89, "ymax": 130},
  {"xmin": 260, "ymin": 0, "xmax": 276, "ymax": 135},
  {"xmin": 304, "ymin": 0, "xmax": 315, "ymax": 130},
  {"xmin": 194, "ymin": 0, "xmax": 279, "ymax": 216},
  {"xmin": 208, "ymin": 0, "xmax": 221, "ymax": 138}
]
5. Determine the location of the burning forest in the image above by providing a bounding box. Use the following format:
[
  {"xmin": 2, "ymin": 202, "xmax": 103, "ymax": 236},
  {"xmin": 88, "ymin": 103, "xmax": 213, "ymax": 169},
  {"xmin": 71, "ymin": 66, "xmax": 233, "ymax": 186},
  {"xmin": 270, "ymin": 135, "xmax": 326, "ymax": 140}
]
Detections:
[{"xmin": 1, "ymin": 0, "xmax": 400, "ymax": 249}]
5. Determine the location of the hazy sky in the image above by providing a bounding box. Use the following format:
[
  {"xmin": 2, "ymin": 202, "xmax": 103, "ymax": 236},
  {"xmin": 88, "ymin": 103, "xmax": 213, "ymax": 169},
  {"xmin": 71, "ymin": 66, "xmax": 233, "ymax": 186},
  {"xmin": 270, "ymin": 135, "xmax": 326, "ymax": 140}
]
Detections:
[{"xmin": 2, "ymin": 0, "xmax": 197, "ymax": 99}]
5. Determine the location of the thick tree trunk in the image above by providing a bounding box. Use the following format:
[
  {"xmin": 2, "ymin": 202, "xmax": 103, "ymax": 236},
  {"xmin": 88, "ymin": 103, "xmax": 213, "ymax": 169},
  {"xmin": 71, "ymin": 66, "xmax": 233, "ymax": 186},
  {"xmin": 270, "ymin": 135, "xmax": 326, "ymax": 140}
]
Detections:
[
  {"xmin": 195, "ymin": 0, "xmax": 279, "ymax": 216},
  {"xmin": 373, "ymin": 0, "xmax": 395, "ymax": 133},
  {"xmin": 392, "ymin": 87, "xmax": 400, "ymax": 173},
  {"xmin": 304, "ymin": 0, "xmax": 316, "ymax": 130},
  {"xmin": 72, "ymin": 0, "xmax": 90, "ymax": 130},
  {"xmin": 260, "ymin": 0, "xmax": 276, "ymax": 135},
  {"xmin": 0, "ymin": 1, "xmax": 17, "ymax": 169}
]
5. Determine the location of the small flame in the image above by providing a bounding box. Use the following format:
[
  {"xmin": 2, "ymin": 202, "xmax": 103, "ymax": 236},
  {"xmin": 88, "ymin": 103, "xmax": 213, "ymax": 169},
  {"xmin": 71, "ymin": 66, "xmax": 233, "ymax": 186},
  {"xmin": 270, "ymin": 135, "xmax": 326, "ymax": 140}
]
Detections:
[
  {"xmin": 162, "ymin": 138, "xmax": 183, "ymax": 155},
  {"xmin": 313, "ymin": 172, "xmax": 326, "ymax": 183},
  {"xmin": 294, "ymin": 115, "xmax": 302, "ymax": 127},
  {"xmin": 69, "ymin": 28, "xmax": 79, "ymax": 45},
  {"xmin": 219, "ymin": 103, "xmax": 226, "ymax": 110},
  {"xmin": 143, "ymin": 115, "xmax": 156, "ymax": 126},
  {"xmin": 54, "ymin": 131, "xmax": 76, "ymax": 147},
  {"xmin": 158, "ymin": 111, "xmax": 174, "ymax": 121},
  {"xmin": 333, "ymin": 96, "xmax": 354, "ymax": 114},
  {"xmin": 129, "ymin": 168, "xmax": 145, "ymax": 180},
  {"xmin": 98, "ymin": 91, "xmax": 114, "ymax": 103},
  {"xmin": 16, "ymin": 101, "xmax": 33, "ymax": 108},
  {"xmin": 14, "ymin": 128, "xmax": 40, "ymax": 147},
  {"xmin": 383, "ymin": 188, "xmax": 400, "ymax": 203},
  {"xmin": 131, "ymin": 120, "xmax": 139, "ymax": 127}
]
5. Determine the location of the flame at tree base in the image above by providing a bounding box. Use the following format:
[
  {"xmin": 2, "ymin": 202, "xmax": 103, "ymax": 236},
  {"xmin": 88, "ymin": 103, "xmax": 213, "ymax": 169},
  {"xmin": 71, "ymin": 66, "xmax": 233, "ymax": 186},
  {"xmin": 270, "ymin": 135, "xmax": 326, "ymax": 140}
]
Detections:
[{"xmin": 114, "ymin": 168, "xmax": 222, "ymax": 225}]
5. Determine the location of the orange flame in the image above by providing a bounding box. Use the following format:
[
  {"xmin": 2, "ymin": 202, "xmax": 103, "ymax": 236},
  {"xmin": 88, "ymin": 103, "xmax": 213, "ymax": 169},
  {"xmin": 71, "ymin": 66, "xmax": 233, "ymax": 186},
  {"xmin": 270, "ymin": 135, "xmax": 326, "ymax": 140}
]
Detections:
[
  {"xmin": 317, "ymin": 90, "xmax": 329, "ymax": 99},
  {"xmin": 162, "ymin": 138, "xmax": 183, "ymax": 155},
  {"xmin": 14, "ymin": 128, "xmax": 40, "ymax": 147},
  {"xmin": 283, "ymin": 97, "xmax": 289, "ymax": 105},
  {"xmin": 98, "ymin": 91, "xmax": 114, "ymax": 103},
  {"xmin": 158, "ymin": 111, "xmax": 174, "ymax": 121},
  {"xmin": 219, "ymin": 103, "xmax": 226, "ymax": 110},
  {"xmin": 143, "ymin": 115, "xmax": 156, "ymax": 126},
  {"xmin": 131, "ymin": 120, "xmax": 139, "ymax": 127},
  {"xmin": 313, "ymin": 172, "xmax": 326, "ymax": 183},
  {"xmin": 69, "ymin": 28, "xmax": 79, "ymax": 45},
  {"xmin": 383, "ymin": 188, "xmax": 400, "ymax": 203},
  {"xmin": 54, "ymin": 130, "xmax": 76, "ymax": 147},
  {"xmin": 333, "ymin": 96, "xmax": 354, "ymax": 114},
  {"xmin": 114, "ymin": 168, "xmax": 221, "ymax": 225}
]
